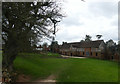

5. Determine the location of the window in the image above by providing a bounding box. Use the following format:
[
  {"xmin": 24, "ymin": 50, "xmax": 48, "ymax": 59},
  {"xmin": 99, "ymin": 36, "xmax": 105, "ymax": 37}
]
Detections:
[
  {"xmin": 91, "ymin": 52, "xmax": 92, "ymax": 56},
  {"xmin": 112, "ymin": 56, "xmax": 114, "ymax": 59},
  {"xmin": 83, "ymin": 52, "xmax": 84, "ymax": 55},
  {"xmin": 86, "ymin": 52, "xmax": 90, "ymax": 56},
  {"xmin": 80, "ymin": 48, "xmax": 84, "ymax": 51},
  {"xmin": 96, "ymin": 53, "xmax": 98, "ymax": 56}
]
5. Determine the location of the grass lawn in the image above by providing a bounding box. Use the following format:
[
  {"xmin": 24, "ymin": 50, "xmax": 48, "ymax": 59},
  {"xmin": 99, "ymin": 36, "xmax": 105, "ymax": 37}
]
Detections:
[
  {"xmin": 14, "ymin": 52, "xmax": 118, "ymax": 82},
  {"xmin": 0, "ymin": 51, "xmax": 2, "ymax": 63},
  {"xmin": 0, "ymin": 51, "xmax": 2, "ymax": 76}
]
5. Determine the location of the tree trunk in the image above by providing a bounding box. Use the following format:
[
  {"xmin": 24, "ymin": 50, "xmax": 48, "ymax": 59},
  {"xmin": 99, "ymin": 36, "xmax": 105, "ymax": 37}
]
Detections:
[
  {"xmin": 2, "ymin": 47, "xmax": 18, "ymax": 71},
  {"xmin": 2, "ymin": 33, "xmax": 18, "ymax": 71}
]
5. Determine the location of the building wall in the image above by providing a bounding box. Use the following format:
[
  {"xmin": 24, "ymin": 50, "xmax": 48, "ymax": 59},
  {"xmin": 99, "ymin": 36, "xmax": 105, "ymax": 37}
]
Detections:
[
  {"xmin": 60, "ymin": 47, "xmax": 104, "ymax": 59},
  {"xmin": 84, "ymin": 48, "xmax": 91, "ymax": 57},
  {"xmin": 114, "ymin": 53, "xmax": 119, "ymax": 61},
  {"xmin": 109, "ymin": 53, "xmax": 119, "ymax": 61},
  {"xmin": 90, "ymin": 52, "xmax": 101, "ymax": 59}
]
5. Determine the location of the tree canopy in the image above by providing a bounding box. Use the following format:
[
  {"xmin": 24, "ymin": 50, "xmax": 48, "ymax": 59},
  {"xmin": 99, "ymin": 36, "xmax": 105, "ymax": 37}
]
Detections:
[
  {"xmin": 2, "ymin": 1, "xmax": 63, "ymax": 70},
  {"xmin": 50, "ymin": 40, "xmax": 59, "ymax": 53}
]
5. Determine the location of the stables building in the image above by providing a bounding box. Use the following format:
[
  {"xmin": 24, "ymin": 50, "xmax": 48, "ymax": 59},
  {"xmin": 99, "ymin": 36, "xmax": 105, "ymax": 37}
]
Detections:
[{"xmin": 60, "ymin": 40, "xmax": 106, "ymax": 59}]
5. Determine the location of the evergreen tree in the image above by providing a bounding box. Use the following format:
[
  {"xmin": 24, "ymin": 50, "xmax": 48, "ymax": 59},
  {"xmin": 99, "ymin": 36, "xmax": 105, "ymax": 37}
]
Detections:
[{"xmin": 85, "ymin": 35, "xmax": 92, "ymax": 41}]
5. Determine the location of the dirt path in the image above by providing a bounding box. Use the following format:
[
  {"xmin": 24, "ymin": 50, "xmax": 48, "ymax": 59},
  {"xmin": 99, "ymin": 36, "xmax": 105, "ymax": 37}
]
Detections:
[
  {"xmin": 17, "ymin": 74, "xmax": 57, "ymax": 83},
  {"xmin": 16, "ymin": 74, "xmax": 31, "ymax": 82},
  {"xmin": 34, "ymin": 74, "xmax": 56, "ymax": 82}
]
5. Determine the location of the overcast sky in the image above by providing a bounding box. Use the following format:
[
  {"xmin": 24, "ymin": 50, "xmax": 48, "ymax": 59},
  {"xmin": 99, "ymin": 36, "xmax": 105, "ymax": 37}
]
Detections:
[
  {"xmin": 40, "ymin": 0, "xmax": 119, "ymax": 45},
  {"xmin": 51, "ymin": 0, "xmax": 118, "ymax": 45}
]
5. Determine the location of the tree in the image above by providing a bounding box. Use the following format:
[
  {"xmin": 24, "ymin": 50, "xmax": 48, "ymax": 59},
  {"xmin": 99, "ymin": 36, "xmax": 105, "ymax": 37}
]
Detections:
[
  {"xmin": 118, "ymin": 42, "xmax": 120, "ymax": 55},
  {"xmin": 43, "ymin": 42, "xmax": 48, "ymax": 47},
  {"xmin": 42, "ymin": 42, "xmax": 48, "ymax": 51},
  {"xmin": 2, "ymin": 1, "xmax": 63, "ymax": 71},
  {"xmin": 80, "ymin": 40, "xmax": 84, "ymax": 42},
  {"xmin": 50, "ymin": 40, "xmax": 59, "ymax": 53},
  {"xmin": 106, "ymin": 39, "xmax": 115, "ymax": 48},
  {"xmin": 85, "ymin": 35, "xmax": 92, "ymax": 41},
  {"xmin": 105, "ymin": 39, "xmax": 116, "ymax": 60},
  {"xmin": 118, "ymin": 41, "xmax": 120, "ymax": 45},
  {"xmin": 96, "ymin": 35, "xmax": 102, "ymax": 40}
]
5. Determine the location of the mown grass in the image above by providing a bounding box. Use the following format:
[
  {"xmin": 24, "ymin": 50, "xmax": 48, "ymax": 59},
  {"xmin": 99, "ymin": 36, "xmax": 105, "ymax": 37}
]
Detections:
[
  {"xmin": 57, "ymin": 58, "xmax": 118, "ymax": 82},
  {"xmin": 14, "ymin": 52, "xmax": 118, "ymax": 82},
  {"xmin": 0, "ymin": 51, "xmax": 2, "ymax": 75},
  {"xmin": 14, "ymin": 53, "xmax": 69, "ymax": 80},
  {"xmin": 0, "ymin": 51, "xmax": 2, "ymax": 65}
]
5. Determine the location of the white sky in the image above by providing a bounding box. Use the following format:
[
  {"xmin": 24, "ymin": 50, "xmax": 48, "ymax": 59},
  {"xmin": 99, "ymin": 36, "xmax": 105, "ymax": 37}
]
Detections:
[{"xmin": 43, "ymin": 0, "xmax": 120, "ymax": 45}]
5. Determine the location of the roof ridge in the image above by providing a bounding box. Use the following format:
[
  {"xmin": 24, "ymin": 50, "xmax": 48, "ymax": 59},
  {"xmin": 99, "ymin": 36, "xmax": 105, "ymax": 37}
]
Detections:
[{"xmin": 61, "ymin": 40, "xmax": 104, "ymax": 49}]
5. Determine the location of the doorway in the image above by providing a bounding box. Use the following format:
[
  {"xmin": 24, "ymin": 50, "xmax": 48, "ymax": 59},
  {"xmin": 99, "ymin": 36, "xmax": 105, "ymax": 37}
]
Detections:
[{"xmin": 86, "ymin": 52, "xmax": 89, "ymax": 56}]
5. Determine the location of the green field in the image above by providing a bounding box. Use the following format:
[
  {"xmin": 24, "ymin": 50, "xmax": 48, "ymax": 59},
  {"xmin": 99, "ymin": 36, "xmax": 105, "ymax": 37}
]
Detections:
[
  {"xmin": 0, "ymin": 51, "xmax": 2, "ymax": 66},
  {"xmin": 0, "ymin": 51, "xmax": 2, "ymax": 76},
  {"xmin": 0, "ymin": 51, "xmax": 2, "ymax": 62},
  {"xmin": 14, "ymin": 53, "xmax": 118, "ymax": 82}
]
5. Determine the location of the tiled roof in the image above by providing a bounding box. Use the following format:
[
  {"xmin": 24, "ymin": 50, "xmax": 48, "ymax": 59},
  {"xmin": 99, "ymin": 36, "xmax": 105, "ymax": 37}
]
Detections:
[
  {"xmin": 60, "ymin": 43, "xmax": 71, "ymax": 49},
  {"xmin": 61, "ymin": 40, "xmax": 104, "ymax": 49}
]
